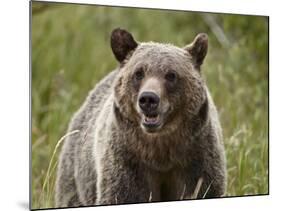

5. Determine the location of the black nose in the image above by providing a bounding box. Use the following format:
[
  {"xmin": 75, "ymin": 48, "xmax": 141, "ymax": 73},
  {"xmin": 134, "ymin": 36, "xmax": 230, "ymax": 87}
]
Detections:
[{"xmin": 138, "ymin": 92, "xmax": 160, "ymax": 112}]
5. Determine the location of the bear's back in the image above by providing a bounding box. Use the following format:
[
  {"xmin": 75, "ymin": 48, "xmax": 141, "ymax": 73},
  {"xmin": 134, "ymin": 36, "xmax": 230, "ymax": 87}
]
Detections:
[
  {"xmin": 70, "ymin": 70, "xmax": 118, "ymax": 132},
  {"xmin": 55, "ymin": 70, "xmax": 118, "ymax": 206}
]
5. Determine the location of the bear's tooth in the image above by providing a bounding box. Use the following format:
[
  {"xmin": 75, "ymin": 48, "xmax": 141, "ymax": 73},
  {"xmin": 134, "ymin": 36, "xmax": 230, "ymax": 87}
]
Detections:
[{"xmin": 144, "ymin": 115, "xmax": 159, "ymax": 123}]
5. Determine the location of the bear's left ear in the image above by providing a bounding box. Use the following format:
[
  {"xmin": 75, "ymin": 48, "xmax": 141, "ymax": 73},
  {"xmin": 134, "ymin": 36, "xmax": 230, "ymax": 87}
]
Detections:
[
  {"xmin": 184, "ymin": 33, "xmax": 208, "ymax": 69},
  {"xmin": 111, "ymin": 28, "xmax": 138, "ymax": 63}
]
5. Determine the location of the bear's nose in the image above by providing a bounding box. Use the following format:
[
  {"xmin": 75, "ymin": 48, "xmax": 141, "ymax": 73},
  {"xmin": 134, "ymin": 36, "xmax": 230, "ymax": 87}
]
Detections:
[{"xmin": 138, "ymin": 92, "xmax": 160, "ymax": 113}]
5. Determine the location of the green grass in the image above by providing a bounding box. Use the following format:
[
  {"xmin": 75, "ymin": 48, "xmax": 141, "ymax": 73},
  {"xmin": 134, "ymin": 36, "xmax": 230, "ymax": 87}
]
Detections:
[{"xmin": 31, "ymin": 2, "xmax": 268, "ymax": 209}]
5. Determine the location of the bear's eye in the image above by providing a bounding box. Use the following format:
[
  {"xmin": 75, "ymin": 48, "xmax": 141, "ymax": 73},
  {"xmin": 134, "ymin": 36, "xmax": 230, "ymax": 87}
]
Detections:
[
  {"xmin": 165, "ymin": 72, "xmax": 177, "ymax": 82},
  {"xmin": 134, "ymin": 68, "xmax": 145, "ymax": 81}
]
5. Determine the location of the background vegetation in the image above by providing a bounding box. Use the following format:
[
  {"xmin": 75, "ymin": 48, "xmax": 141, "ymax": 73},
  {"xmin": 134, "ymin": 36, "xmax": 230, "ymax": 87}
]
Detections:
[{"xmin": 31, "ymin": 2, "xmax": 268, "ymax": 209}]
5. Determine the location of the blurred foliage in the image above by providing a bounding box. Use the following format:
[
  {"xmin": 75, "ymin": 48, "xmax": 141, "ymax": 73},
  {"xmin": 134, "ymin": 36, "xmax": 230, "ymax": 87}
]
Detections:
[{"xmin": 31, "ymin": 1, "xmax": 268, "ymax": 209}]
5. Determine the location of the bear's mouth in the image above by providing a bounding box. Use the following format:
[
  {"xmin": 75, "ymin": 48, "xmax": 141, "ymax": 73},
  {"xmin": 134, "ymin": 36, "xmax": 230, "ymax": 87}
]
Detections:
[{"xmin": 141, "ymin": 113, "xmax": 162, "ymax": 132}]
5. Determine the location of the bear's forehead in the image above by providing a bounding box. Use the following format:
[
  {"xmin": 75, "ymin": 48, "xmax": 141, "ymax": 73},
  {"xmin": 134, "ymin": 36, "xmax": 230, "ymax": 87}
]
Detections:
[
  {"xmin": 134, "ymin": 42, "xmax": 190, "ymax": 60},
  {"xmin": 128, "ymin": 42, "xmax": 192, "ymax": 70}
]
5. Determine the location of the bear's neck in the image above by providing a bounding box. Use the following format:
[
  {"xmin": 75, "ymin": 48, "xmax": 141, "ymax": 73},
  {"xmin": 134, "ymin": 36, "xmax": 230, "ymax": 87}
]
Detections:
[{"xmin": 113, "ymin": 102, "xmax": 210, "ymax": 171}]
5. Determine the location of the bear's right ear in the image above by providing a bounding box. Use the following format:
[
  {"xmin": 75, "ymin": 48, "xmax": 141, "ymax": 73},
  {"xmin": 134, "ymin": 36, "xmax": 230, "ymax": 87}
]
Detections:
[{"xmin": 111, "ymin": 28, "xmax": 138, "ymax": 63}]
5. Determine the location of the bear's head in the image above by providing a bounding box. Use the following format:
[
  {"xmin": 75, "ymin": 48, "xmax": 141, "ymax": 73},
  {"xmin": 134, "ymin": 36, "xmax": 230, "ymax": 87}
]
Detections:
[{"xmin": 112, "ymin": 28, "xmax": 208, "ymax": 135}]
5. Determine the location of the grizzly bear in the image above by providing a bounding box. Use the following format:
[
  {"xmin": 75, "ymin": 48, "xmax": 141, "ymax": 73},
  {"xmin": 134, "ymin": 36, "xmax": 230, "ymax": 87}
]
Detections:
[{"xmin": 55, "ymin": 28, "xmax": 227, "ymax": 207}]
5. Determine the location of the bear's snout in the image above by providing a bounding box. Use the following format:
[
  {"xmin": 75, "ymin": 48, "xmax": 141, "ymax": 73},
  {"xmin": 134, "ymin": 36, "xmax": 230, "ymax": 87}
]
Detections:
[
  {"xmin": 138, "ymin": 91, "xmax": 163, "ymax": 133},
  {"xmin": 138, "ymin": 91, "xmax": 160, "ymax": 114}
]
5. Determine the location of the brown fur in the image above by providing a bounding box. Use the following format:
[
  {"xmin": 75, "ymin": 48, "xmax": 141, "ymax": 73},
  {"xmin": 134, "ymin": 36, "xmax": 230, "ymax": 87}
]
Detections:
[{"xmin": 55, "ymin": 28, "xmax": 226, "ymax": 208}]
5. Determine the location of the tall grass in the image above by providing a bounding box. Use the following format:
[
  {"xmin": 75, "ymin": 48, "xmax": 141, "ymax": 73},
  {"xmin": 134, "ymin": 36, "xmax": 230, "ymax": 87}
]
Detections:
[{"xmin": 31, "ymin": 2, "xmax": 268, "ymax": 209}]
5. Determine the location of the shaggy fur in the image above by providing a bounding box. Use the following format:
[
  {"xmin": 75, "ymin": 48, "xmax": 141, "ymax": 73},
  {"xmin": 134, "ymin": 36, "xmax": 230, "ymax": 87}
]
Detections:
[{"xmin": 55, "ymin": 28, "xmax": 227, "ymax": 207}]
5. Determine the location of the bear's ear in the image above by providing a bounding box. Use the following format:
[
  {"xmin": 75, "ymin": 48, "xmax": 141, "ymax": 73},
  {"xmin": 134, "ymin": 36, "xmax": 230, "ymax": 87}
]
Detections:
[
  {"xmin": 184, "ymin": 33, "xmax": 208, "ymax": 69},
  {"xmin": 111, "ymin": 28, "xmax": 138, "ymax": 63}
]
